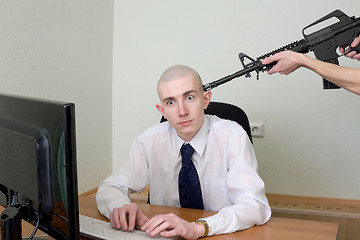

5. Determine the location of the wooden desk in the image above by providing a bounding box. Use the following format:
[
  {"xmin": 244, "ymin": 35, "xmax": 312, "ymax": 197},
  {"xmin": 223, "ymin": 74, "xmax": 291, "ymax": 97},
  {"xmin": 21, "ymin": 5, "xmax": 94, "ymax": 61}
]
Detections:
[
  {"xmin": 79, "ymin": 196, "xmax": 339, "ymax": 240},
  {"xmin": 1, "ymin": 197, "xmax": 339, "ymax": 239}
]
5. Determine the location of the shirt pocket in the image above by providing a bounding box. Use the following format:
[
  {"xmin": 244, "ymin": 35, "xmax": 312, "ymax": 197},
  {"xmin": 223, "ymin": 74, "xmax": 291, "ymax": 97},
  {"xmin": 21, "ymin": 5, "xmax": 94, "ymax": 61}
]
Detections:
[{"xmin": 203, "ymin": 177, "xmax": 231, "ymax": 211}]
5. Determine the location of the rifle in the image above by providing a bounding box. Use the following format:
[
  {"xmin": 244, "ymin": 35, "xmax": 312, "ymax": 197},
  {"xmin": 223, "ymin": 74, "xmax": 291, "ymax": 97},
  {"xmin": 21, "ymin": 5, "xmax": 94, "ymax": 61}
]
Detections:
[{"xmin": 203, "ymin": 10, "xmax": 360, "ymax": 91}]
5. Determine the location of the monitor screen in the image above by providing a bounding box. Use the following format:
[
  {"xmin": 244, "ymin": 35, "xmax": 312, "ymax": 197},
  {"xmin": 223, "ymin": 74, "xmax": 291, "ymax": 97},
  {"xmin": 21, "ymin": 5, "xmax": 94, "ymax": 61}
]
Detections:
[{"xmin": 0, "ymin": 93, "xmax": 79, "ymax": 239}]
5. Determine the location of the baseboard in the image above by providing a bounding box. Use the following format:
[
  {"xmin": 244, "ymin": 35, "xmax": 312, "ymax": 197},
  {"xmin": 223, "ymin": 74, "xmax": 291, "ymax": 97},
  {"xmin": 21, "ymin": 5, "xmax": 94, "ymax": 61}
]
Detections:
[
  {"xmin": 80, "ymin": 186, "xmax": 149, "ymax": 204},
  {"xmin": 267, "ymin": 193, "xmax": 360, "ymax": 240}
]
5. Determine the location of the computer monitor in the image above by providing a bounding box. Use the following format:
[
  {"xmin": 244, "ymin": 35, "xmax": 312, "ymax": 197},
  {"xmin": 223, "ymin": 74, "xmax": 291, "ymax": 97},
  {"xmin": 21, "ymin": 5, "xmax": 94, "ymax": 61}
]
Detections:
[{"xmin": 0, "ymin": 93, "xmax": 79, "ymax": 239}]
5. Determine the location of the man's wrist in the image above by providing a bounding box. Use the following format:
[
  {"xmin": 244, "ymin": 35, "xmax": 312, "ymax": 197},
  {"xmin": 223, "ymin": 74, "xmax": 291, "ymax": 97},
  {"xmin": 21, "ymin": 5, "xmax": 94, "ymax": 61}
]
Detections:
[{"xmin": 194, "ymin": 219, "xmax": 209, "ymax": 237}]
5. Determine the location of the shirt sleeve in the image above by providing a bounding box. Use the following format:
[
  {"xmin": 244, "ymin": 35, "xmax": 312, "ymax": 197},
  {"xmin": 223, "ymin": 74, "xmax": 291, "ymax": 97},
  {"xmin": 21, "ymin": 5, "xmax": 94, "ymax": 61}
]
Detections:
[
  {"xmin": 202, "ymin": 128, "xmax": 272, "ymax": 235},
  {"xmin": 96, "ymin": 136, "xmax": 149, "ymax": 219}
]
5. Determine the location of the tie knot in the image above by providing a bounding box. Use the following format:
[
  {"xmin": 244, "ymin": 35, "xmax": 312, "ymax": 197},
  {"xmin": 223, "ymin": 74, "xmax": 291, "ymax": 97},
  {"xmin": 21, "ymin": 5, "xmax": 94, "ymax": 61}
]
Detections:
[{"xmin": 181, "ymin": 144, "xmax": 195, "ymax": 162}]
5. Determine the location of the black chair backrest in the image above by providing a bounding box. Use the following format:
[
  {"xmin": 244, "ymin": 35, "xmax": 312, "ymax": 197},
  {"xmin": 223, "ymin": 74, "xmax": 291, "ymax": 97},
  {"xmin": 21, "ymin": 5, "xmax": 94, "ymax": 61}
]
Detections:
[{"xmin": 160, "ymin": 101, "xmax": 252, "ymax": 144}]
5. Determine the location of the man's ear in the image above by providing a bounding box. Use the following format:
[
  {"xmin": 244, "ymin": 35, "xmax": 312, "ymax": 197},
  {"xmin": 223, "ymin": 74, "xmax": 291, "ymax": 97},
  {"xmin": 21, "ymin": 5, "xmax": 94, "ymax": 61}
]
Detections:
[
  {"xmin": 203, "ymin": 91, "xmax": 212, "ymax": 110},
  {"xmin": 156, "ymin": 103, "xmax": 166, "ymax": 119}
]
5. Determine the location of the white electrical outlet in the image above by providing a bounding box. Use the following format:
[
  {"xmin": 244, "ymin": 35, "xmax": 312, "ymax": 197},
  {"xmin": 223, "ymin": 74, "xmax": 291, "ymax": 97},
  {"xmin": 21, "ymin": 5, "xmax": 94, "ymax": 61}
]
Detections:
[{"xmin": 250, "ymin": 123, "xmax": 265, "ymax": 138}]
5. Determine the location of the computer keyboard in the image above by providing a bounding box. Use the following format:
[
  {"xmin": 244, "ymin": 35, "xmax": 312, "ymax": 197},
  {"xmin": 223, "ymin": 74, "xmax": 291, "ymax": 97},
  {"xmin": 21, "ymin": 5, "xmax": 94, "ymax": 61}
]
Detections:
[{"xmin": 79, "ymin": 214, "xmax": 172, "ymax": 240}]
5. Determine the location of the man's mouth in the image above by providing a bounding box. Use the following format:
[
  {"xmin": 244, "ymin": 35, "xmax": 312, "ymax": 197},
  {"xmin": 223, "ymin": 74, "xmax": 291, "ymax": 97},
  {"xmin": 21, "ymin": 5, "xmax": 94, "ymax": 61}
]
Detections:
[{"xmin": 179, "ymin": 120, "xmax": 192, "ymax": 126}]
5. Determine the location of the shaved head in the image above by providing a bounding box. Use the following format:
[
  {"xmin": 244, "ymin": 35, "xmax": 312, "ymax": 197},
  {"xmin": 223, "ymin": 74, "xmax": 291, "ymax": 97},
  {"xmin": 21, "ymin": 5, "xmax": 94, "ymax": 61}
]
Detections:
[{"xmin": 157, "ymin": 65, "xmax": 204, "ymax": 96}]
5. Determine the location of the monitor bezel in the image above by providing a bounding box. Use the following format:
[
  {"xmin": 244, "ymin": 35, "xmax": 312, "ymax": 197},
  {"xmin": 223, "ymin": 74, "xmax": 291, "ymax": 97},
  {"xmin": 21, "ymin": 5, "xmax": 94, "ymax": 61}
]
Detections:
[{"xmin": 0, "ymin": 93, "xmax": 80, "ymax": 239}]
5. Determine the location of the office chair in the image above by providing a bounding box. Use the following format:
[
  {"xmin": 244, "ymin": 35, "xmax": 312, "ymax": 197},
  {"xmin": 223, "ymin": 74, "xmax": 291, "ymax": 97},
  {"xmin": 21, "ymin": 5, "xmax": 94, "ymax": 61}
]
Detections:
[{"xmin": 160, "ymin": 101, "xmax": 253, "ymax": 143}]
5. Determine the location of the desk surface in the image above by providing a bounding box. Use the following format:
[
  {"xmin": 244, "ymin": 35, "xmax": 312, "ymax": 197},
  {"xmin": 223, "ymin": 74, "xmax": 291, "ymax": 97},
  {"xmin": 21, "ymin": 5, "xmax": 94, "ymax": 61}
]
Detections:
[
  {"xmin": 0, "ymin": 195, "xmax": 340, "ymax": 239},
  {"xmin": 1, "ymin": 197, "xmax": 339, "ymax": 240},
  {"xmin": 79, "ymin": 196, "xmax": 339, "ymax": 240}
]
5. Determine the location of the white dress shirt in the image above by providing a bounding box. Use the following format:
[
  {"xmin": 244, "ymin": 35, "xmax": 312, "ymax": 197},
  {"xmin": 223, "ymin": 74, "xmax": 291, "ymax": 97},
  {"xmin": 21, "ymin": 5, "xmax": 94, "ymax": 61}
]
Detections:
[{"xmin": 96, "ymin": 115, "xmax": 271, "ymax": 236}]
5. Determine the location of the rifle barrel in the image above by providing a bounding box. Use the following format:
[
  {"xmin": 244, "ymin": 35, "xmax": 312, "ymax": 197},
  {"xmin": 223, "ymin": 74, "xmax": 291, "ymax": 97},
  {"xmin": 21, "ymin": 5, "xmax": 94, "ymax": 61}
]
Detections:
[{"xmin": 203, "ymin": 64, "xmax": 260, "ymax": 91}]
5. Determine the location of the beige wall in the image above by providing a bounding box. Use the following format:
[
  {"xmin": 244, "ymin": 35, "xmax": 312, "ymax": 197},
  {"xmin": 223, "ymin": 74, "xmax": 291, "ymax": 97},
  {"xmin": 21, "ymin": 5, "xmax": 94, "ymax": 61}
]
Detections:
[
  {"xmin": 113, "ymin": 0, "xmax": 360, "ymax": 199},
  {"xmin": 0, "ymin": 0, "xmax": 113, "ymax": 193}
]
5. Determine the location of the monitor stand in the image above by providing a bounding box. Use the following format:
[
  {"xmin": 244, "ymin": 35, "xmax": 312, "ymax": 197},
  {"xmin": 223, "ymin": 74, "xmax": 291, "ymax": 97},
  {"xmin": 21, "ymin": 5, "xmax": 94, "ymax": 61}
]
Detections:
[
  {"xmin": 1, "ymin": 205, "xmax": 48, "ymax": 240},
  {"xmin": 0, "ymin": 205, "xmax": 22, "ymax": 240}
]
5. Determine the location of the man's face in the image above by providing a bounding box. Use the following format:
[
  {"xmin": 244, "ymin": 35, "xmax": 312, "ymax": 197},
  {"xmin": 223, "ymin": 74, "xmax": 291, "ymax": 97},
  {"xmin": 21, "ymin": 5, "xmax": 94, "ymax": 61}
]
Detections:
[{"xmin": 156, "ymin": 74, "xmax": 211, "ymax": 142}]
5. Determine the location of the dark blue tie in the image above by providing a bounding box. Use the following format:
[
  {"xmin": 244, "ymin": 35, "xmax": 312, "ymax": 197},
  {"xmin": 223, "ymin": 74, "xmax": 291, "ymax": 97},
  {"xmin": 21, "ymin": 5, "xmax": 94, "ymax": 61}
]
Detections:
[{"xmin": 178, "ymin": 144, "xmax": 204, "ymax": 210}]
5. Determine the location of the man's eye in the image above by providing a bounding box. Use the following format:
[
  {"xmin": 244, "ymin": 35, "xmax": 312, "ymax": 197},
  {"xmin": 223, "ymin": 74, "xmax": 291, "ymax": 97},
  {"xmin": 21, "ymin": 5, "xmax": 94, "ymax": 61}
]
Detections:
[
  {"xmin": 167, "ymin": 100, "xmax": 175, "ymax": 106},
  {"xmin": 186, "ymin": 95, "xmax": 194, "ymax": 101}
]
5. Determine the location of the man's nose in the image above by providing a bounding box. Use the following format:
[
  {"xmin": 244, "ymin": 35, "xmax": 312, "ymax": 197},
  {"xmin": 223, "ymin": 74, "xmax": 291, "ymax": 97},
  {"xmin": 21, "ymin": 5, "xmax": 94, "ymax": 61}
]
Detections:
[{"xmin": 178, "ymin": 101, "xmax": 189, "ymax": 116}]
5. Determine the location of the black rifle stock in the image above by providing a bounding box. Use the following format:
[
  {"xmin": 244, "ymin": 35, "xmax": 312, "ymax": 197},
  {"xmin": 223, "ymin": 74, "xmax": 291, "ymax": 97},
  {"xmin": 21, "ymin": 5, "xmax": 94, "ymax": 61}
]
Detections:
[{"xmin": 203, "ymin": 10, "xmax": 360, "ymax": 91}]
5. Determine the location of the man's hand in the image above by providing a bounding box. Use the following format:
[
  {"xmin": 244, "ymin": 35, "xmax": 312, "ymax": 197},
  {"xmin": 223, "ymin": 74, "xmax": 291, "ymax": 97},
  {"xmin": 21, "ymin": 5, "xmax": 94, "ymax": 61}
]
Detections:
[
  {"xmin": 109, "ymin": 203, "xmax": 149, "ymax": 231},
  {"xmin": 141, "ymin": 213, "xmax": 205, "ymax": 240}
]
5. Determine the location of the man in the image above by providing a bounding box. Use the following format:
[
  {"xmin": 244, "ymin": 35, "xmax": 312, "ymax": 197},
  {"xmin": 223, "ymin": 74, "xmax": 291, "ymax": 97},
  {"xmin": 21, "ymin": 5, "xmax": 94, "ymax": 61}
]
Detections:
[
  {"xmin": 262, "ymin": 36, "xmax": 360, "ymax": 96},
  {"xmin": 96, "ymin": 65, "xmax": 271, "ymax": 239}
]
